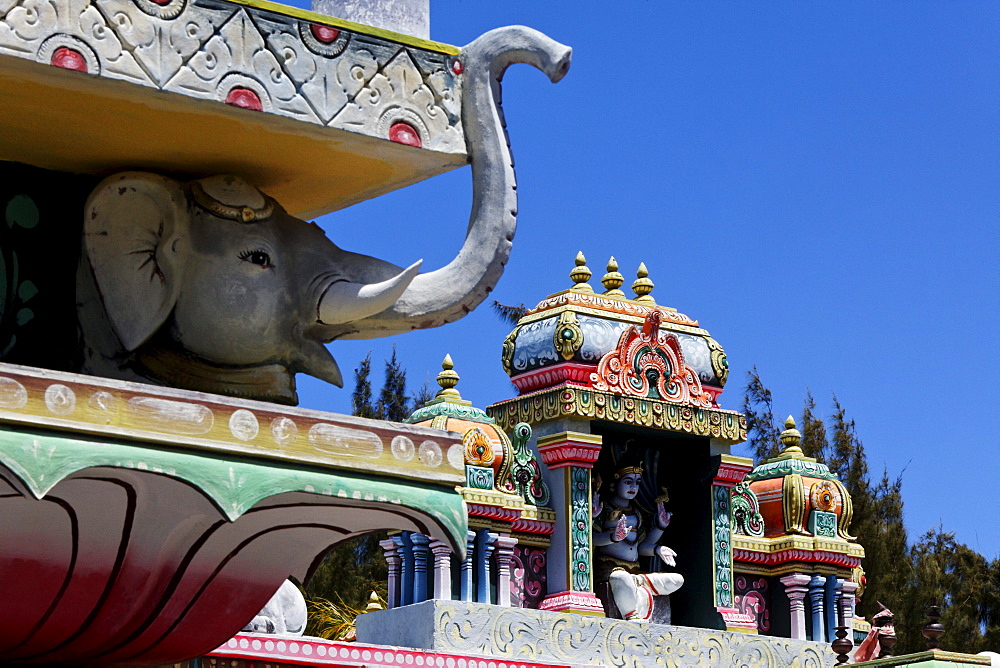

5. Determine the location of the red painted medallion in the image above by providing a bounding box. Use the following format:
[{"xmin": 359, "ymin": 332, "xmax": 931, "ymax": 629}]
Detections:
[
  {"xmin": 310, "ymin": 23, "xmax": 340, "ymax": 43},
  {"xmin": 51, "ymin": 47, "xmax": 87, "ymax": 72},
  {"xmin": 388, "ymin": 122, "xmax": 421, "ymax": 148},
  {"xmin": 225, "ymin": 88, "xmax": 263, "ymax": 111}
]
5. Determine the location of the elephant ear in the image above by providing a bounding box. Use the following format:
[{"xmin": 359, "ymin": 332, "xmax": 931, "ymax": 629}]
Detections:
[{"xmin": 84, "ymin": 172, "xmax": 188, "ymax": 352}]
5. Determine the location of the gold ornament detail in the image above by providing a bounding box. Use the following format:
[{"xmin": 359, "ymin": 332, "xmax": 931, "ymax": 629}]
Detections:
[
  {"xmin": 190, "ymin": 181, "xmax": 274, "ymax": 223},
  {"xmin": 569, "ymin": 251, "xmax": 594, "ymax": 293},
  {"xmin": 782, "ymin": 473, "xmax": 806, "ymax": 534},
  {"xmin": 632, "ymin": 262, "xmax": 655, "ymax": 304},
  {"xmin": 601, "ymin": 256, "xmax": 625, "ymax": 297},
  {"xmin": 810, "ymin": 480, "xmax": 838, "ymax": 512},
  {"xmin": 706, "ymin": 336, "xmax": 729, "ymax": 386},
  {"xmin": 463, "ymin": 427, "xmax": 495, "ymax": 466},
  {"xmin": 501, "ymin": 326, "xmax": 520, "ymax": 376},
  {"xmin": 833, "ymin": 478, "xmax": 857, "ymax": 540},
  {"xmin": 435, "ymin": 354, "xmax": 462, "ymax": 400},
  {"xmin": 552, "ymin": 310, "xmax": 584, "ymax": 361}
]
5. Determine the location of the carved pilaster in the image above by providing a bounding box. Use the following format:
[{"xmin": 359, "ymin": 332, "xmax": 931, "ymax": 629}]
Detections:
[
  {"xmin": 493, "ymin": 534, "xmax": 518, "ymax": 607},
  {"xmin": 379, "ymin": 538, "xmax": 401, "ymax": 609},
  {"xmin": 535, "ymin": 431, "xmax": 604, "ymax": 616},
  {"xmin": 411, "ymin": 533, "xmax": 431, "ymax": 605},
  {"xmin": 475, "ymin": 530, "xmax": 498, "ymax": 604},
  {"xmin": 809, "ymin": 574, "xmax": 826, "ymax": 642},
  {"xmin": 780, "ymin": 573, "xmax": 812, "ymax": 640},
  {"xmin": 460, "ymin": 530, "xmax": 475, "ymax": 602},
  {"xmin": 429, "ymin": 540, "xmax": 453, "ymax": 601},
  {"xmin": 839, "ymin": 580, "xmax": 859, "ymax": 628}
]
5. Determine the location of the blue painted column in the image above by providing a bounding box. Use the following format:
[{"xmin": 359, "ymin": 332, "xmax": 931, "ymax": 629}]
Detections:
[
  {"xmin": 411, "ymin": 533, "xmax": 431, "ymax": 604},
  {"xmin": 825, "ymin": 574, "xmax": 841, "ymax": 641},
  {"xmin": 396, "ymin": 532, "xmax": 413, "ymax": 607},
  {"xmin": 460, "ymin": 530, "xmax": 476, "ymax": 601},
  {"xmin": 808, "ymin": 574, "xmax": 826, "ymax": 642},
  {"xmin": 475, "ymin": 529, "xmax": 498, "ymax": 604}
]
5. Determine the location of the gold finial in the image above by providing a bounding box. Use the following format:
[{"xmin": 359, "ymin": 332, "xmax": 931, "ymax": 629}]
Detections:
[
  {"xmin": 569, "ymin": 251, "xmax": 594, "ymax": 293},
  {"xmin": 632, "ymin": 262, "xmax": 655, "ymax": 304},
  {"xmin": 435, "ymin": 354, "xmax": 462, "ymax": 399},
  {"xmin": 601, "ymin": 256, "xmax": 625, "ymax": 297},
  {"xmin": 364, "ymin": 590, "xmax": 384, "ymax": 613},
  {"xmin": 779, "ymin": 415, "xmax": 803, "ymax": 455}
]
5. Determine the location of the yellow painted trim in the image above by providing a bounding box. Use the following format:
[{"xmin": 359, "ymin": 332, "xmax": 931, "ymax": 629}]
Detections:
[
  {"xmin": 852, "ymin": 649, "xmax": 991, "ymax": 666},
  {"xmin": 720, "ymin": 454, "xmax": 754, "ymax": 468},
  {"xmin": 230, "ymin": 0, "xmax": 460, "ymax": 54},
  {"xmin": 537, "ymin": 431, "xmax": 603, "ymax": 448},
  {"xmin": 726, "ymin": 625, "xmax": 758, "ymax": 635}
]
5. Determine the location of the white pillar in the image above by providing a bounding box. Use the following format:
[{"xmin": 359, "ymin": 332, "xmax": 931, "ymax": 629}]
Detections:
[
  {"xmin": 430, "ymin": 539, "xmax": 453, "ymax": 601},
  {"xmin": 493, "ymin": 535, "xmax": 519, "ymax": 607},
  {"xmin": 840, "ymin": 580, "xmax": 859, "ymax": 627},
  {"xmin": 780, "ymin": 573, "xmax": 812, "ymax": 640}
]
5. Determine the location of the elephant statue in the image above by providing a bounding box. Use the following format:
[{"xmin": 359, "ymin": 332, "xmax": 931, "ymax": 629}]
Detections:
[
  {"xmin": 242, "ymin": 579, "xmax": 307, "ymax": 636},
  {"xmin": 76, "ymin": 27, "xmax": 570, "ymax": 404}
]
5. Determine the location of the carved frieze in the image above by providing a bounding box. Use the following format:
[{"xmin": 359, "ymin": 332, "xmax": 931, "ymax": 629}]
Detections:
[{"xmin": 0, "ymin": 0, "xmax": 465, "ymax": 153}]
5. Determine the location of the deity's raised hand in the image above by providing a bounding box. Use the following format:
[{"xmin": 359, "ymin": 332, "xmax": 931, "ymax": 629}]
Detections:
[
  {"xmin": 613, "ymin": 514, "xmax": 633, "ymax": 542},
  {"xmin": 592, "ymin": 493, "xmax": 603, "ymax": 519},
  {"xmin": 656, "ymin": 503, "xmax": 672, "ymax": 529},
  {"xmin": 656, "ymin": 545, "xmax": 677, "ymax": 567}
]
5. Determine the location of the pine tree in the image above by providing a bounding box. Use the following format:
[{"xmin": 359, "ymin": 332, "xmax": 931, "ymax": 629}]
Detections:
[
  {"xmin": 352, "ymin": 353, "xmax": 377, "ymax": 419},
  {"xmin": 742, "ymin": 367, "xmax": 781, "ymax": 463},
  {"xmin": 799, "ymin": 391, "xmax": 829, "ymax": 462},
  {"xmin": 377, "ymin": 346, "xmax": 409, "ymax": 422}
]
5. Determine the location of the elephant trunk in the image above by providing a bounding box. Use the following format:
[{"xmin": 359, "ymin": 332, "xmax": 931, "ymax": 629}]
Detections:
[{"xmin": 340, "ymin": 26, "xmax": 571, "ymax": 339}]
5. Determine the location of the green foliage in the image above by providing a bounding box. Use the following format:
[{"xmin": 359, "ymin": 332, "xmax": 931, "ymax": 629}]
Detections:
[
  {"xmin": 377, "ymin": 347, "xmax": 409, "ymax": 422},
  {"xmin": 352, "ymin": 353, "xmax": 377, "ymax": 419},
  {"xmin": 798, "ymin": 391, "xmax": 828, "ymax": 463},
  {"xmin": 742, "ymin": 371, "xmax": 999, "ymax": 654},
  {"xmin": 741, "ymin": 366, "xmax": 781, "ymax": 463},
  {"xmin": 491, "ymin": 300, "xmax": 528, "ymax": 325},
  {"xmin": 306, "ymin": 584, "xmax": 388, "ymax": 640}
]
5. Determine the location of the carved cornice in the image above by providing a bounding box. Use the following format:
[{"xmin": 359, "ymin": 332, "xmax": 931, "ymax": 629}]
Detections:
[
  {"xmin": 488, "ymin": 384, "xmax": 746, "ymax": 443},
  {"xmin": 0, "ymin": 363, "xmax": 464, "ymax": 484},
  {"xmin": 0, "ymin": 0, "xmax": 465, "ymax": 152},
  {"xmin": 716, "ymin": 454, "xmax": 754, "ymax": 484},
  {"xmin": 523, "ymin": 291, "xmax": 701, "ymax": 329},
  {"xmin": 536, "ymin": 432, "xmax": 602, "ymax": 469}
]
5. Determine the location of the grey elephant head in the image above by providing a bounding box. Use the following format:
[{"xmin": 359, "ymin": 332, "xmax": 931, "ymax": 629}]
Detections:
[{"xmin": 76, "ymin": 26, "xmax": 571, "ymax": 405}]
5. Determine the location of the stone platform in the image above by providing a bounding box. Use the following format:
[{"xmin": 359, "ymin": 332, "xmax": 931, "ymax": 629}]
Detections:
[{"xmin": 356, "ymin": 601, "xmax": 831, "ymax": 668}]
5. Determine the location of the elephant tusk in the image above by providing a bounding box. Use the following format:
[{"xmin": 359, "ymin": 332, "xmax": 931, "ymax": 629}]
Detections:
[{"xmin": 317, "ymin": 260, "xmax": 422, "ymax": 326}]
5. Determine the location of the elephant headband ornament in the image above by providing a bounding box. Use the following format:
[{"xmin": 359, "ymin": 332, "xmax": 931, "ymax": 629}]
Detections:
[{"xmin": 189, "ymin": 176, "xmax": 275, "ymax": 223}]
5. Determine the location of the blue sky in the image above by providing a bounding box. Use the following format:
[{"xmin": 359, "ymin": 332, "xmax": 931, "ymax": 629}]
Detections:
[{"xmin": 289, "ymin": 3, "xmax": 1000, "ymax": 558}]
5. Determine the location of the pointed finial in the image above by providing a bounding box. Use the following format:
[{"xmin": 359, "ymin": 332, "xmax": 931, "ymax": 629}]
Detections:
[
  {"xmin": 364, "ymin": 590, "xmax": 384, "ymax": 613},
  {"xmin": 779, "ymin": 415, "xmax": 803, "ymax": 454},
  {"xmin": 601, "ymin": 256, "xmax": 625, "ymax": 297},
  {"xmin": 435, "ymin": 354, "xmax": 462, "ymax": 399},
  {"xmin": 632, "ymin": 262, "xmax": 655, "ymax": 304},
  {"xmin": 569, "ymin": 251, "xmax": 594, "ymax": 293}
]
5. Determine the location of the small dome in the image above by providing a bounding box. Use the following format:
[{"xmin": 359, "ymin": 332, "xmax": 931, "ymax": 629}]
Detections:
[
  {"xmin": 743, "ymin": 417, "xmax": 857, "ymax": 541},
  {"xmin": 501, "ymin": 254, "xmax": 729, "ymax": 404}
]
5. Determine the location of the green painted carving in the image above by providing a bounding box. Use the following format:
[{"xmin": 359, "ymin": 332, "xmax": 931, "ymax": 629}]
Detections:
[
  {"xmin": 809, "ymin": 510, "xmax": 838, "ymax": 538},
  {"xmin": 743, "ymin": 456, "xmax": 839, "ymax": 483},
  {"xmin": 570, "ymin": 465, "xmax": 592, "ymax": 591},
  {"xmin": 405, "ymin": 400, "xmax": 495, "ymax": 425},
  {"xmin": 500, "ymin": 422, "xmax": 550, "ymax": 506},
  {"xmin": 713, "ymin": 484, "xmax": 733, "ymax": 607},
  {"xmin": 0, "ymin": 425, "xmax": 467, "ymax": 546},
  {"xmin": 731, "ymin": 482, "xmax": 765, "ymax": 537},
  {"xmin": 466, "ymin": 464, "xmax": 494, "ymax": 490}
]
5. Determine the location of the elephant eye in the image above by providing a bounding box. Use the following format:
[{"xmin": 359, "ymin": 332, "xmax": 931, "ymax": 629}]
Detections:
[{"xmin": 239, "ymin": 249, "xmax": 272, "ymax": 268}]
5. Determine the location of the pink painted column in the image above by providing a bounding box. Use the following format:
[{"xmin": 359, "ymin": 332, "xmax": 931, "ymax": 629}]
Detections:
[
  {"xmin": 839, "ymin": 579, "xmax": 859, "ymax": 627},
  {"xmin": 494, "ymin": 535, "xmax": 519, "ymax": 607},
  {"xmin": 780, "ymin": 573, "xmax": 812, "ymax": 640},
  {"xmin": 536, "ymin": 431, "xmax": 605, "ymax": 616}
]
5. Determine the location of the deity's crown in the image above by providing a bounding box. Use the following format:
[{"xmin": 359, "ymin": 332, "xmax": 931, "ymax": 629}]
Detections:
[{"xmin": 613, "ymin": 464, "xmax": 644, "ymax": 480}]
